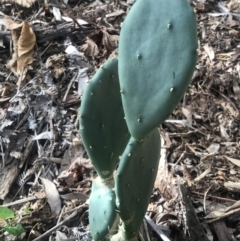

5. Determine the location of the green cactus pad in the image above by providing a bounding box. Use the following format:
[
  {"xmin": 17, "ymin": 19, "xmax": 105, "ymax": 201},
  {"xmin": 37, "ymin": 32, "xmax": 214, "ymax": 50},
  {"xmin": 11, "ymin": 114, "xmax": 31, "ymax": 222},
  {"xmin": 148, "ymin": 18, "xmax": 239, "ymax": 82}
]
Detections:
[
  {"xmin": 115, "ymin": 128, "xmax": 160, "ymax": 239},
  {"xmin": 118, "ymin": 0, "xmax": 198, "ymax": 140},
  {"xmin": 79, "ymin": 58, "xmax": 130, "ymax": 179},
  {"xmin": 89, "ymin": 177, "xmax": 118, "ymax": 241}
]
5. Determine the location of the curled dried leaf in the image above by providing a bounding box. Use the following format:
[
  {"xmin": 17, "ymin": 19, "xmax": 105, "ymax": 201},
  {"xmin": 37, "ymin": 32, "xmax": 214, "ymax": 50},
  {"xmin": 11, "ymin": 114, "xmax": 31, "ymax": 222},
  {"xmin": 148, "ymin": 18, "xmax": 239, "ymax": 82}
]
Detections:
[{"xmin": 80, "ymin": 37, "xmax": 99, "ymax": 57}]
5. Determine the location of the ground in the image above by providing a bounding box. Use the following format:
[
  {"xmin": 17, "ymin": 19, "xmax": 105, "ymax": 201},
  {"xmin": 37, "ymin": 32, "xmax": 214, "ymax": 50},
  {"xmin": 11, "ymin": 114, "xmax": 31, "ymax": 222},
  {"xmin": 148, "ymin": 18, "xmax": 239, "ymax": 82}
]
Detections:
[{"xmin": 0, "ymin": 0, "xmax": 240, "ymax": 240}]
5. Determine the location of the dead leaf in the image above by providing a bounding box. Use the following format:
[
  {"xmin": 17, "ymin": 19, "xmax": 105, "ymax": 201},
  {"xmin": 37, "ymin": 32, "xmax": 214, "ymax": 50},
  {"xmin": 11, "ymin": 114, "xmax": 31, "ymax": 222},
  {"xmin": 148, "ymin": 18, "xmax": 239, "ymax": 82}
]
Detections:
[
  {"xmin": 80, "ymin": 37, "xmax": 99, "ymax": 57},
  {"xmin": 203, "ymin": 44, "xmax": 215, "ymax": 61},
  {"xmin": 4, "ymin": 16, "xmax": 36, "ymax": 77},
  {"xmin": 40, "ymin": 177, "xmax": 61, "ymax": 216},
  {"xmin": 205, "ymin": 211, "xmax": 225, "ymax": 219},
  {"xmin": 10, "ymin": 151, "xmax": 23, "ymax": 159},
  {"xmin": 52, "ymin": 6, "xmax": 62, "ymax": 21},
  {"xmin": 225, "ymin": 156, "xmax": 240, "ymax": 167},
  {"xmin": 46, "ymin": 54, "xmax": 67, "ymax": 79},
  {"xmin": 32, "ymin": 131, "xmax": 54, "ymax": 141},
  {"xmin": 102, "ymin": 30, "xmax": 119, "ymax": 50},
  {"xmin": 207, "ymin": 143, "xmax": 220, "ymax": 154},
  {"xmin": 77, "ymin": 68, "xmax": 88, "ymax": 96},
  {"xmin": 0, "ymin": 0, "xmax": 37, "ymax": 7},
  {"xmin": 60, "ymin": 192, "xmax": 89, "ymax": 201},
  {"xmin": 182, "ymin": 107, "xmax": 192, "ymax": 127},
  {"xmin": 106, "ymin": 9, "xmax": 125, "ymax": 18},
  {"xmin": 228, "ymin": 0, "xmax": 240, "ymax": 10},
  {"xmin": 225, "ymin": 200, "xmax": 240, "ymax": 212}
]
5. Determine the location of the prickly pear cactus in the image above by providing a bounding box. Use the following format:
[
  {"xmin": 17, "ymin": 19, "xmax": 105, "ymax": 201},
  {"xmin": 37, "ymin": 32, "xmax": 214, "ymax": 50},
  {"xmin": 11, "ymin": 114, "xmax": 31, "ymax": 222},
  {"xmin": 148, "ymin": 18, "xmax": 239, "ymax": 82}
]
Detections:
[
  {"xmin": 89, "ymin": 177, "xmax": 119, "ymax": 241},
  {"xmin": 79, "ymin": 58, "xmax": 130, "ymax": 179},
  {"xmin": 114, "ymin": 128, "xmax": 160, "ymax": 240},
  {"xmin": 118, "ymin": 0, "xmax": 198, "ymax": 140}
]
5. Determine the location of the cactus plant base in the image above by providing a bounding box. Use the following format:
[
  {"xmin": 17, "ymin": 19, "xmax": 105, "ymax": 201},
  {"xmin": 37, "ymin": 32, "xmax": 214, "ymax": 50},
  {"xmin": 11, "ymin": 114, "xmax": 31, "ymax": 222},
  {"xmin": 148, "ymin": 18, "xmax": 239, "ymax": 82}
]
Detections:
[
  {"xmin": 89, "ymin": 176, "xmax": 118, "ymax": 241},
  {"xmin": 110, "ymin": 232, "xmax": 138, "ymax": 241}
]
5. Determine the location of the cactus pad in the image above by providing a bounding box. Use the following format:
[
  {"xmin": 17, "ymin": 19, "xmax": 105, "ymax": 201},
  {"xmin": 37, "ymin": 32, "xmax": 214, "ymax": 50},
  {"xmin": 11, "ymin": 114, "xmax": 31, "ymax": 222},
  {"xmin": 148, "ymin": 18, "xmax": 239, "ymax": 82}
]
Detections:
[
  {"xmin": 118, "ymin": 0, "xmax": 198, "ymax": 140},
  {"xmin": 115, "ymin": 128, "xmax": 160, "ymax": 239},
  {"xmin": 79, "ymin": 58, "xmax": 130, "ymax": 179},
  {"xmin": 89, "ymin": 177, "xmax": 118, "ymax": 241}
]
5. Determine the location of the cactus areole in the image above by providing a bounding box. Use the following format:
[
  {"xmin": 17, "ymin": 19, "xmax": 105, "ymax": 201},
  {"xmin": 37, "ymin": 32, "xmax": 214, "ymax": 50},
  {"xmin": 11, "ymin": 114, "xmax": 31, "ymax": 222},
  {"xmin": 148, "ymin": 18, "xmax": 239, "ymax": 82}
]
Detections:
[{"xmin": 118, "ymin": 0, "xmax": 198, "ymax": 140}]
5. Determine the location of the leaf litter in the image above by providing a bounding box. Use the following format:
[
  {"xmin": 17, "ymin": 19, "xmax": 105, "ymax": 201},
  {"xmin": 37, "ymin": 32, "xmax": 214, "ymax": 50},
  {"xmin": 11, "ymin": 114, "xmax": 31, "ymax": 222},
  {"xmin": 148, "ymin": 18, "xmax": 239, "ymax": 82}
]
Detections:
[{"xmin": 1, "ymin": 0, "xmax": 240, "ymax": 240}]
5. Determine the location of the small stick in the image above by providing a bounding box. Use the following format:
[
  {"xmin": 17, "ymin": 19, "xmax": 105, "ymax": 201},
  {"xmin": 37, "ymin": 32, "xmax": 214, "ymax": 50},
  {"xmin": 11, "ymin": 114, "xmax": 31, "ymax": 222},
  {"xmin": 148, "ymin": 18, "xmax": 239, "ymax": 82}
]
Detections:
[
  {"xmin": 62, "ymin": 72, "xmax": 78, "ymax": 102},
  {"xmin": 2, "ymin": 196, "xmax": 37, "ymax": 207},
  {"xmin": 32, "ymin": 210, "xmax": 78, "ymax": 241}
]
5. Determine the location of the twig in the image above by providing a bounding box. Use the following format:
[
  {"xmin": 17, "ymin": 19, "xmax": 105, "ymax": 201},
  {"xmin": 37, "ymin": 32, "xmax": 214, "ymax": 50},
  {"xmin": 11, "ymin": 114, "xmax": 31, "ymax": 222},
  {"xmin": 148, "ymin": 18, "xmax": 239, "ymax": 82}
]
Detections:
[
  {"xmin": 62, "ymin": 72, "xmax": 78, "ymax": 102},
  {"xmin": 57, "ymin": 206, "xmax": 65, "ymax": 224},
  {"xmin": 17, "ymin": 68, "xmax": 24, "ymax": 94},
  {"xmin": 191, "ymin": 191, "xmax": 236, "ymax": 203},
  {"xmin": 144, "ymin": 215, "xmax": 171, "ymax": 241},
  {"xmin": 212, "ymin": 87, "xmax": 239, "ymax": 114},
  {"xmin": 63, "ymin": 203, "xmax": 88, "ymax": 215},
  {"xmin": 2, "ymin": 196, "xmax": 37, "ymax": 207},
  {"xmin": 0, "ymin": 136, "xmax": 5, "ymax": 170},
  {"xmin": 206, "ymin": 206, "xmax": 240, "ymax": 224},
  {"xmin": 143, "ymin": 219, "xmax": 151, "ymax": 241},
  {"xmin": 32, "ymin": 210, "xmax": 78, "ymax": 241},
  {"xmin": 203, "ymin": 185, "xmax": 212, "ymax": 212}
]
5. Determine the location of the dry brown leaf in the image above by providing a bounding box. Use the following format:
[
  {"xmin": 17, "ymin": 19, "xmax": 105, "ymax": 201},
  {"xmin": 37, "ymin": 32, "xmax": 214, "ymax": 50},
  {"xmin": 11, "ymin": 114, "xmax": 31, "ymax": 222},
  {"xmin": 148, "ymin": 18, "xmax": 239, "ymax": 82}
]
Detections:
[
  {"xmin": 80, "ymin": 37, "xmax": 99, "ymax": 57},
  {"xmin": 46, "ymin": 54, "xmax": 67, "ymax": 79},
  {"xmin": 228, "ymin": 0, "xmax": 240, "ymax": 10},
  {"xmin": 0, "ymin": 0, "xmax": 37, "ymax": 8},
  {"xmin": 4, "ymin": 16, "xmax": 36, "ymax": 77},
  {"xmin": 40, "ymin": 177, "xmax": 61, "ymax": 217},
  {"xmin": 102, "ymin": 30, "xmax": 119, "ymax": 50},
  {"xmin": 203, "ymin": 44, "xmax": 215, "ymax": 61},
  {"xmin": 225, "ymin": 156, "xmax": 240, "ymax": 167}
]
